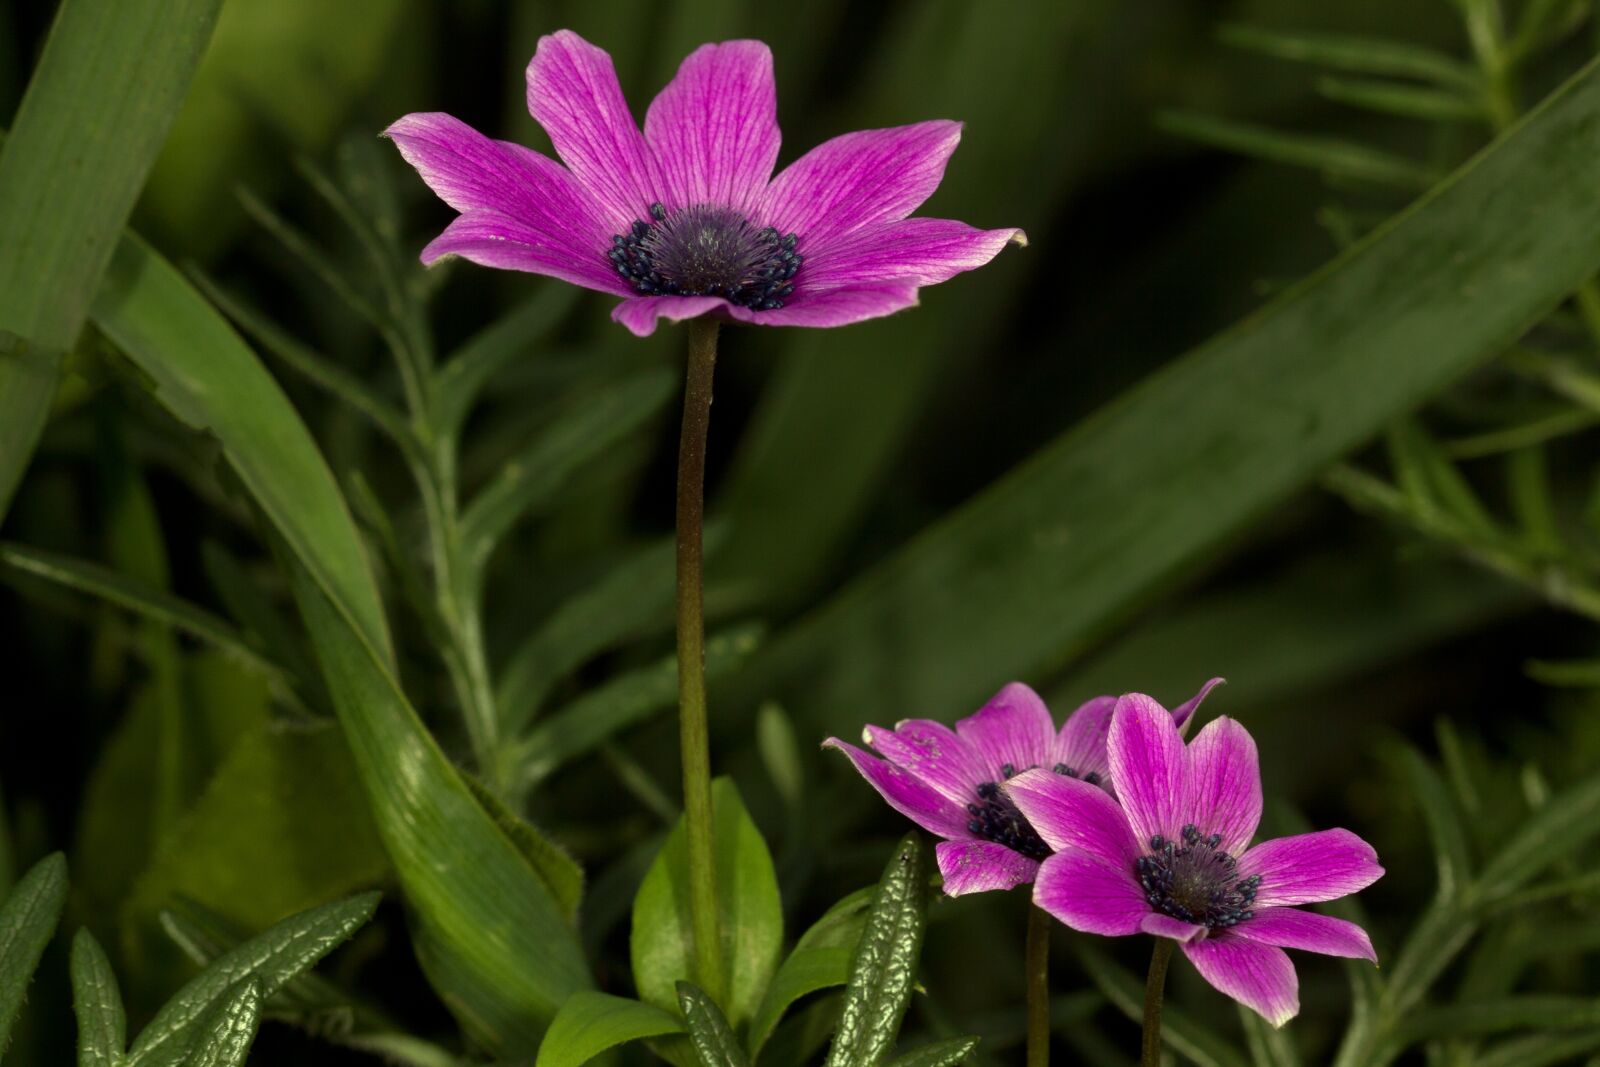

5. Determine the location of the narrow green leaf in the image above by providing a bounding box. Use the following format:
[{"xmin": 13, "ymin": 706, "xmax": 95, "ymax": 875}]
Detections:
[
  {"xmin": 433, "ymin": 284, "xmax": 581, "ymax": 434},
  {"xmin": 823, "ymin": 834, "xmax": 928, "ymax": 1067},
  {"xmin": 180, "ymin": 980, "xmax": 261, "ymax": 1067},
  {"xmin": 90, "ymin": 234, "xmax": 392, "ymax": 667},
  {"xmin": 748, "ymin": 886, "xmax": 876, "ymax": 1058},
  {"xmin": 0, "ymin": 853, "xmax": 68, "ymax": 1051},
  {"xmin": 1379, "ymin": 899, "xmax": 1479, "ymax": 1018},
  {"xmin": 1386, "ymin": 420, "xmax": 1499, "ymax": 538},
  {"xmin": 462, "ymin": 775, "xmax": 584, "ymax": 924},
  {"xmin": 460, "ymin": 369, "xmax": 676, "ymax": 569},
  {"xmin": 883, "ymin": 1037, "xmax": 982, "ymax": 1067},
  {"xmin": 742, "ymin": 52, "xmax": 1600, "ymax": 737},
  {"xmin": 532, "ymin": 993, "xmax": 683, "ymax": 1067},
  {"xmin": 1073, "ymin": 943, "xmax": 1251, "ymax": 1067},
  {"xmin": 1477, "ymin": 1027, "xmax": 1600, "ymax": 1067},
  {"xmin": 1506, "ymin": 446, "xmax": 1561, "ymax": 554},
  {"xmin": 1395, "ymin": 996, "xmax": 1600, "ymax": 1043},
  {"xmin": 677, "ymin": 982, "xmax": 749, "ymax": 1067},
  {"xmin": 1217, "ymin": 23, "xmax": 1479, "ymax": 87},
  {"xmin": 1478, "ymin": 768, "xmax": 1600, "ymax": 899},
  {"xmin": 200, "ymin": 542, "xmax": 324, "ymax": 706},
  {"xmin": 0, "ymin": 0, "xmax": 222, "ymax": 517},
  {"xmin": 1239, "ymin": 1003, "xmax": 1300, "ymax": 1067},
  {"xmin": 756, "ymin": 703, "xmax": 805, "ymax": 815},
  {"xmin": 71, "ymin": 929, "xmax": 125, "ymax": 1067},
  {"xmin": 1389, "ymin": 745, "xmax": 1473, "ymax": 901},
  {"xmin": 1524, "ymin": 657, "xmax": 1600, "ymax": 686},
  {"xmin": 235, "ymin": 188, "xmax": 388, "ymax": 338},
  {"xmin": 1511, "ymin": 0, "xmax": 1590, "ymax": 58},
  {"xmin": 1446, "ymin": 407, "xmax": 1599, "ymax": 457},
  {"xmin": 126, "ymin": 892, "xmax": 377, "ymax": 1067},
  {"xmin": 632, "ymin": 779, "xmax": 783, "ymax": 1032},
  {"xmin": 507, "ymin": 624, "xmax": 763, "ymax": 794},
  {"xmin": 1317, "ymin": 76, "xmax": 1483, "ymax": 122},
  {"xmin": 1157, "ymin": 111, "xmax": 1436, "ymax": 189},
  {"xmin": 0, "ymin": 542, "xmax": 285, "ymax": 686}
]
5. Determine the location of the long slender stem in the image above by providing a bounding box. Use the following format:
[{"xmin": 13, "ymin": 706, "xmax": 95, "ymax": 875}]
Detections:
[
  {"xmin": 676, "ymin": 317, "xmax": 724, "ymax": 1003},
  {"xmin": 1025, "ymin": 905, "xmax": 1051, "ymax": 1067},
  {"xmin": 1141, "ymin": 938, "xmax": 1175, "ymax": 1067}
]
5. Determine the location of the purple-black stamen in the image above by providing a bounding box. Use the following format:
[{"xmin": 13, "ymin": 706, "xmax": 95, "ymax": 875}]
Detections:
[
  {"xmin": 606, "ymin": 202, "xmax": 801, "ymax": 310},
  {"xmin": 1135, "ymin": 822, "xmax": 1260, "ymax": 928},
  {"xmin": 967, "ymin": 765, "xmax": 1049, "ymax": 860}
]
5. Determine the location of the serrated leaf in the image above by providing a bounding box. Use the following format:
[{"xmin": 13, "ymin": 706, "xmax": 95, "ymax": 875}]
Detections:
[
  {"xmin": 126, "ymin": 892, "xmax": 377, "ymax": 1067},
  {"xmin": 180, "ymin": 980, "xmax": 261, "ymax": 1067},
  {"xmin": 462, "ymin": 775, "xmax": 584, "ymax": 924},
  {"xmin": 1157, "ymin": 111, "xmax": 1436, "ymax": 189},
  {"xmin": 1217, "ymin": 23, "xmax": 1478, "ymax": 87},
  {"xmin": 532, "ymin": 992, "xmax": 684, "ymax": 1067},
  {"xmin": 823, "ymin": 834, "xmax": 928, "ymax": 1067},
  {"xmin": 1073, "ymin": 943, "xmax": 1251, "ymax": 1067},
  {"xmin": 677, "ymin": 982, "xmax": 749, "ymax": 1067},
  {"xmin": 71, "ymin": 929, "xmax": 126, "ymax": 1067},
  {"xmin": 632, "ymin": 779, "xmax": 783, "ymax": 1033},
  {"xmin": 0, "ymin": 852, "xmax": 67, "ymax": 1051},
  {"xmin": 0, "ymin": 0, "xmax": 221, "ymax": 518},
  {"xmin": 883, "ymin": 1036, "xmax": 981, "ymax": 1067}
]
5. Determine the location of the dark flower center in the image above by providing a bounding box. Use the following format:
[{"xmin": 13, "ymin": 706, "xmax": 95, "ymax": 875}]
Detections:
[
  {"xmin": 607, "ymin": 202, "xmax": 802, "ymax": 310},
  {"xmin": 1135, "ymin": 824, "xmax": 1260, "ymax": 928},
  {"xmin": 967, "ymin": 762, "xmax": 1097, "ymax": 861}
]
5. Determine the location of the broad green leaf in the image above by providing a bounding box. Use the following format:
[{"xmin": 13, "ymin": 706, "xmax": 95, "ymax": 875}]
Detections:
[
  {"xmin": 1217, "ymin": 24, "xmax": 1479, "ymax": 88},
  {"xmin": 459, "ymin": 369, "xmax": 676, "ymax": 571},
  {"xmin": 0, "ymin": 853, "xmax": 67, "ymax": 1051},
  {"xmin": 1317, "ymin": 77, "xmax": 1483, "ymax": 123},
  {"xmin": 742, "ymin": 51, "xmax": 1600, "ymax": 737},
  {"xmin": 883, "ymin": 1037, "xmax": 982, "ymax": 1067},
  {"xmin": 0, "ymin": 543, "xmax": 284, "ymax": 689},
  {"xmin": 126, "ymin": 892, "xmax": 377, "ymax": 1067},
  {"xmin": 434, "ymin": 284, "xmax": 581, "ymax": 435},
  {"xmin": 632, "ymin": 779, "xmax": 783, "ymax": 1032},
  {"xmin": 1074, "ymin": 943, "xmax": 1251, "ymax": 1067},
  {"xmin": 677, "ymin": 982, "xmax": 749, "ymax": 1067},
  {"xmin": 462, "ymin": 775, "xmax": 584, "ymax": 924},
  {"xmin": 180, "ymin": 980, "xmax": 261, "ymax": 1067},
  {"xmin": 71, "ymin": 929, "xmax": 125, "ymax": 1067},
  {"xmin": 532, "ymin": 992, "xmax": 684, "ymax": 1067},
  {"xmin": 506, "ymin": 624, "xmax": 764, "ymax": 795},
  {"xmin": 823, "ymin": 834, "xmax": 928, "ymax": 1067},
  {"xmin": 0, "ymin": 0, "xmax": 221, "ymax": 518},
  {"xmin": 748, "ymin": 886, "xmax": 875, "ymax": 1058},
  {"xmin": 1157, "ymin": 111, "xmax": 1436, "ymax": 189},
  {"xmin": 90, "ymin": 234, "xmax": 391, "ymax": 666}
]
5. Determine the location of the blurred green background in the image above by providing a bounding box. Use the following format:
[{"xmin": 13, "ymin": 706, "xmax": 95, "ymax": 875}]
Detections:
[{"xmin": 5, "ymin": 0, "xmax": 1600, "ymax": 1064}]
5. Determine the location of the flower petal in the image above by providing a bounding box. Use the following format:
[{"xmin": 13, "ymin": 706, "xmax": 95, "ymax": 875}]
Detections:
[
  {"xmin": 759, "ymin": 121, "xmax": 963, "ymax": 248},
  {"xmin": 1141, "ymin": 913, "xmax": 1205, "ymax": 942},
  {"xmin": 721, "ymin": 280, "xmax": 920, "ymax": 329},
  {"xmin": 955, "ymin": 682, "xmax": 1057, "ymax": 780},
  {"xmin": 866, "ymin": 719, "xmax": 986, "ymax": 804},
  {"xmin": 799, "ymin": 217, "xmax": 1025, "ymax": 290},
  {"xmin": 526, "ymin": 30, "xmax": 661, "ymax": 224},
  {"xmin": 1171, "ymin": 677, "xmax": 1226, "ymax": 733},
  {"xmin": 421, "ymin": 211, "xmax": 628, "ymax": 295},
  {"xmin": 1239, "ymin": 829, "xmax": 1385, "ymax": 909},
  {"xmin": 1233, "ymin": 908, "xmax": 1377, "ymax": 962},
  {"xmin": 1182, "ymin": 935, "xmax": 1300, "ymax": 1027},
  {"xmin": 644, "ymin": 40, "xmax": 779, "ymax": 213},
  {"xmin": 1107, "ymin": 693, "xmax": 1186, "ymax": 848},
  {"xmin": 1052, "ymin": 695, "xmax": 1117, "ymax": 782},
  {"xmin": 1032, "ymin": 848, "xmax": 1150, "ymax": 936},
  {"xmin": 935, "ymin": 840, "xmax": 1039, "ymax": 896},
  {"xmin": 1184, "ymin": 716, "xmax": 1262, "ymax": 855},
  {"xmin": 823, "ymin": 738, "xmax": 971, "ymax": 839},
  {"xmin": 1004, "ymin": 768, "xmax": 1138, "ymax": 865},
  {"xmin": 610, "ymin": 294, "xmax": 726, "ymax": 337}
]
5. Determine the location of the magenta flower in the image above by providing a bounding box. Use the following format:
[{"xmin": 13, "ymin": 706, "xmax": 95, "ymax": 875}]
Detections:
[
  {"xmin": 1005, "ymin": 693, "xmax": 1384, "ymax": 1027},
  {"xmin": 823, "ymin": 680, "xmax": 1221, "ymax": 897},
  {"xmin": 383, "ymin": 31, "xmax": 1024, "ymax": 337}
]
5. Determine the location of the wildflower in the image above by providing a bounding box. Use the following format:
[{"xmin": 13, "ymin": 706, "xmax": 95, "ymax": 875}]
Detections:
[
  {"xmin": 1006, "ymin": 693, "xmax": 1383, "ymax": 1026},
  {"xmin": 385, "ymin": 31, "xmax": 1024, "ymax": 337},
  {"xmin": 825, "ymin": 680, "xmax": 1221, "ymax": 896}
]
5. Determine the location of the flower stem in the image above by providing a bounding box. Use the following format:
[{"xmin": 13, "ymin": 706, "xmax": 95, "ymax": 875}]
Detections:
[
  {"xmin": 676, "ymin": 316, "xmax": 724, "ymax": 1004},
  {"xmin": 1141, "ymin": 938, "xmax": 1175, "ymax": 1067},
  {"xmin": 1025, "ymin": 905, "xmax": 1051, "ymax": 1067}
]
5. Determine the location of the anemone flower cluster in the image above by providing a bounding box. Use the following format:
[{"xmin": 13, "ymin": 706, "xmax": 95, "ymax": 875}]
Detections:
[
  {"xmin": 831, "ymin": 683, "xmax": 1383, "ymax": 1025},
  {"xmin": 386, "ymin": 30, "xmax": 1024, "ymax": 337}
]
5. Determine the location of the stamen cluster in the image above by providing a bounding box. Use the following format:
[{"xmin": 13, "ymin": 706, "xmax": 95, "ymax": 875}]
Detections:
[
  {"xmin": 1135, "ymin": 824, "xmax": 1260, "ymax": 928},
  {"xmin": 607, "ymin": 202, "xmax": 802, "ymax": 310}
]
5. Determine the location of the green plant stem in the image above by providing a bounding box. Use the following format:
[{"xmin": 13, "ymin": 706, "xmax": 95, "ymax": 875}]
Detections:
[
  {"xmin": 676, "ymin": 317, "xmax": 724, "ymax": 1004},
  {"xmin": 1025, "ymin": 905, "xmax": 1051, "ymax": 1067},
  {"xmin": 1141, "ymin": 938, "xmax": 1175, "ymax": 1067}
]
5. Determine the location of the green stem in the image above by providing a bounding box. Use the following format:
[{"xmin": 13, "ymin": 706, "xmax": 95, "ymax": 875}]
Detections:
[
  {"xmin": 1025, "ymin": 905, "xmax": 1051, "ymax": 1067},
  {"xmin": 1141, "ymin": 938, "xmax": 1175, "ymax": 1067},
  {"xmin": 676, "ymin": 317, "xmax": 724, "ymax": 1003}
]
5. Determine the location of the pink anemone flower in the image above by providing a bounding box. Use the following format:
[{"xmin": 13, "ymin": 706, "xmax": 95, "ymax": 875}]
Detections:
[
  {"xmin": 824, "ymin": 680, "xmax": 1222, "ymax": 896},
  {"xmin": 1005, "ymin": 692, "xmax": 1385, "ymax": 1026},
  {"xmin": 385, "ymin": 31, "xmax": 1024, "ymax": 337}
]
